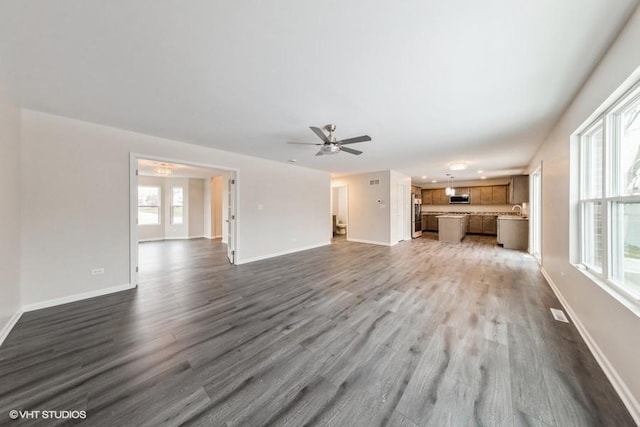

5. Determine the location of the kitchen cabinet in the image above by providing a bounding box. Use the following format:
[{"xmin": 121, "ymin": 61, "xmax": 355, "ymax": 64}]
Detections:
[
  {"xmin": 455, "ymin": 187, "xmax": 470, "ymax": 196},
  {"xmin": 497, "ymin": 216, "xmax": 529, "ymax": 250},
  {"xmin": 492, "ymin": 185, "xmax": 508, "ymax": 205},
  {"xmin": 437, "ymin": 215, "xmax": 467, "ymax": 243},
  {"xmin": 423, "ymin": 184, "xmax": 510, "ymax": 205},
  {"xmin": 480, "ymin": 187, "xmax": 493, "ymax": 205},
  {"xmin": 468, "ymin": 215, "xmax": 483, "ymax": 234},
  {"xmin": 470, "ymin": 187, "xmax": 482, "ymax": 205},
  {"xmin": 482, "ymin": 215, "xmax": 497, "ymax": 235},
  {"xmin": 435, "ymin": 189, "xmax": 449, "ymax": 205},
  {"xmin": 510, "ymin": 175, "xmax": 529, "ymax": 204},
  {"xmin": 421, "ymin": 189, "xmax": 433, "ymax": 205},
  {"xmin": 425, "ymin": 214, "xmax": 439, "ymax": 231}
]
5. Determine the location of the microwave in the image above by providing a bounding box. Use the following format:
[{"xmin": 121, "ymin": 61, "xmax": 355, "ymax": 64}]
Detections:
[{"xmin": 449, "ymin": 194, "xmax": 470, "ymax": 204}]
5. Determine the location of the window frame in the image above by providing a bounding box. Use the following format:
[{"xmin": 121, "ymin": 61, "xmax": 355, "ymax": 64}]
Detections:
[
  {"xmin": 137, "ymin": 185, "xmax": 161, "ymax": 225},
  {"xmin": 576, "ymin": 81, "xmax": 640, "ymax": 308}
]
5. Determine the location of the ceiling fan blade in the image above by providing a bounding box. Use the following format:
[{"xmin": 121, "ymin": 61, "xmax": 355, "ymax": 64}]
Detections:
[
  {"xmin": 315, "ymin": 149, "xmax": 325, "ymax": 156},
  {"xmin": 337, "ymin": 135, "xmax": 371, "ymax": 145},
  {"xmin": 310, "ymin": 126, "xmax": 330, "ymax": 143},
  {"xmin": 340, "ymin": 146, "xmax": 363, "ymax": 155},
  {"xmin": 287, "ymin": 141, "xmax": 322, "ymax": 145}
]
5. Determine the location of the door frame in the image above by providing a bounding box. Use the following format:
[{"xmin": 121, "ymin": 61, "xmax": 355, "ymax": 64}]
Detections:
[
  {"xmin": 129, "ymin": 153, "xmax": 239, "ymax": 286},
  {"xmin": 530, "ymin": 162, "xmax": 543, "ymax": 264},
  {"xmin": 330, "ymin": 184, "xmax": 349, "ymax": 240}
]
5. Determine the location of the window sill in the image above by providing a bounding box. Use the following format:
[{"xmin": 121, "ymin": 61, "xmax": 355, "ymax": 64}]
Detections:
[{"xmin": 573, "ymin": 264, "xmax": 640, "ymax": 318}]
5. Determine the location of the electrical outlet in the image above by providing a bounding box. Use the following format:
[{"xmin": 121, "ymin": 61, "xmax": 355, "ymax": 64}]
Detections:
[{"xmin": 91, "ymin": 268, "xmax": 104, "ymax": 276}]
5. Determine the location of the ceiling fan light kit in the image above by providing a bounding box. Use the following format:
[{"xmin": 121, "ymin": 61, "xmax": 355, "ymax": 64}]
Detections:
[{"xmin": 288, "ymin": 124, "xmax": 371, "ymax": 157}]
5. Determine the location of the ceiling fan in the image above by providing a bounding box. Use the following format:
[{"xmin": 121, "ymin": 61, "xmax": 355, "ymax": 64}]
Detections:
[{"xmin": 288, "ymin": 124, "xmax": 371, "ymax": 156}]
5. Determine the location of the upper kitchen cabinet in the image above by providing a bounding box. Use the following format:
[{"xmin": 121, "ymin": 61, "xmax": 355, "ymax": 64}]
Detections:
[
  {"xmin": 470, "ymin": 187, "xmax": 482, "ymax": 205},
  {"xmin": 421, "ymin": 189, "xmax": 433, "ymax": 205},
  {"xmin": 435, "ymin": 189, "xmax": 449, "ymax": 205},
  {"xmin": 492, "ymin": 185, "xmax": 507, "ymax": 204},
  {"xmin": 509, "ymin": 175, "xmax": 529, "ymax": 204},
  {"xmin": 480, "ymin": 186, "xmax": 493, "ymax": 204}
]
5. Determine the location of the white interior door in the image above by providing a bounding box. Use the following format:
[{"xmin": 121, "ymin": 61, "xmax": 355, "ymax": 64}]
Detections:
[{"xmin": 226, "ymin": 173, "xmax": 236, "ymax": 263}]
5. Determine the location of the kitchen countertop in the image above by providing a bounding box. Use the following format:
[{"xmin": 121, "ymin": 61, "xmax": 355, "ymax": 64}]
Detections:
[
  {"xmin": 498, "ymin": 215, "xmax": 529, "ymax": 220},
  {"xmin": 435, "ymin": 214, "xmax": 467, "ymax": 218}
]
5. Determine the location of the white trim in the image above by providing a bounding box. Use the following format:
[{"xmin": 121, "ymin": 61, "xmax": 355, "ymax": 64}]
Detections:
[
  {"xmin": 188, "ymin": 235, "xmax": 206, "ymax": 239},
  {"xmin": 235, "ymin": 242, "xmax": 331, "ymax": 265},
  {"xmin": 21, "ymin": 283, "xmax": 136, "ymax": 313},
  {"xmin": 0, "ymin": 310, "xmax": 23, "ymax": 346},
  {"xmin": 346, "ymin": 238, "xmax": 395, "ymax": 247},
  {"xmin": 138, "ymin": 238, "xmax": 164, "ymax": 243},
  {"xmin": 207, "ymin": 235, "xmax": 223, "ymax": 239},
  {"xmin": 541, "ymin": 267, "xmax": 640, "ymax": 425}
]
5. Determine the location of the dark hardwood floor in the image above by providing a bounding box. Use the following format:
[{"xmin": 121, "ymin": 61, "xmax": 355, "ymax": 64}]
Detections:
[{"xmin": 0, "ymin": 236, "xmax": 635, "ymax": 426}]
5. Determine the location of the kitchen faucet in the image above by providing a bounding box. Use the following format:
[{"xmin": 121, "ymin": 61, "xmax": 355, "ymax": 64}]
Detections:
[{"xmin": 512, "ymin": 204, "xmax": 522, "ymax": 215}]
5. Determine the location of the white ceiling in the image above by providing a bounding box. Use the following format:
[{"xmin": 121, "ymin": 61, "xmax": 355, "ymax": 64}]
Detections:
[{"xmin": 0, "ymin": 1, "xmax": 637, "ymax": 183}]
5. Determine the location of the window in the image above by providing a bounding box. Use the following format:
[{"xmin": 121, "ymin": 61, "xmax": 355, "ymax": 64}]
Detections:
[
  {"xmin": 577, "ymin": 83, "xmax": 640, "ymax": 301},
  {"xmin": 171, "ymin": 187, "xmax": 184, "ymax": 225},
  {"xmin": 138, "ymin": 186, "xmax": 161, "ymax": 225}
]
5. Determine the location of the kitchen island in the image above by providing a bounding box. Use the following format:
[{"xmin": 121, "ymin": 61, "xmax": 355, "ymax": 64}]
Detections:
[{"xmin": 436, "ymin": 214, "xmax": 468, "ymax": 243}]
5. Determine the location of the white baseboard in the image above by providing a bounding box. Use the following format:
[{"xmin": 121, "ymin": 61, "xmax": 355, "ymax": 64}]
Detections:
[
  {"xmin": 189, "ymin": 235, "xmax": 206, "ymax": 239},
  {"xmin": 236, "ymin": 242, "xmax": 331, "ymax": 265},
  {"xmin": 346, "ymin": 238, "xmax": 394, "ymax": 246},
  {"xmin": 164, "ymin": 236, "xmax": 190, "ymax": 240},
  {"xmin": 22, "ymin": 283, "xmax": 136, "ymax": 313},
  {"xmin": 209, "ymin": 235, "xmax": 222, "ymax": 239},
  {"xmin": 0, "ymin": 310, "xmax": 23, "ymax": 347},
  {"xmin": 541, "ymin": 267, "xmax": 640, "ymax": 425},
  {"xmin": 139, "ymin": 237, "xmax": 164, "ymax": 242}
]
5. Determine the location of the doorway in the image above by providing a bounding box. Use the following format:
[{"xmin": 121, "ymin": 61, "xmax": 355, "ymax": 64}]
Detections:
[
  {"xmin": 331, "ymin": 185, "xmax": 348, "ymax": 240},
  {"xmin": 129, "ymin": 154, "xmax": 237, "ymax": 286}
]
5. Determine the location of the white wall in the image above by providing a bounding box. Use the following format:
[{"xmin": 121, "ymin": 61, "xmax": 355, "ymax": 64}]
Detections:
[
  {"xmin": 333, "ymin": 171, "xmax": 392, "ymax": 245},
  {"xmin": 188, "ymin": 178, "xmax": 205, "ymax": 238},
  {"xmin": 138, "ymin": 175, "xmax": 165, "ymax": 241},
  {"xmin": 19, "ymin": 110, "xmax": 331, "ymax": 305},
  {"xmin": 528, "ymin": 5, "xmax": 640, "ymax": 420},
  {"xmin": 0, "ymin": 83, "xmax": 21, "ymax": 342},
  {"xmin": 390, "ymin": 170, "xmax": 412, "ymax": 243}
]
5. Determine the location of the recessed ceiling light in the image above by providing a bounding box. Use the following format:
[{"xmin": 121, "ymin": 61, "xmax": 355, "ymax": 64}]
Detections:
[
  {"xmin": 431, "ymin": 180, "xmax": 437, "ymax": 183},
  {"xmin": 449, "ymin": 162, "xmax": 467, "ymax": 171},
  {"xmin": 480, "ymin": 176, "xmax": 487, "ymax": 180},
  {"xmin": 288, "ymin": 159, "xmax": 297, "ymax": 163},
  {"xmin": 477, "ymin": 170, "xmax": 484, "ymax": 174},
  {"xmin": 421, "ymin": 175, "xmax": 427, "ymax": 179}
]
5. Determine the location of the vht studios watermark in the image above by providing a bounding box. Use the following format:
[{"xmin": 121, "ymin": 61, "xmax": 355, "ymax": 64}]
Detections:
[{"xmin": 9, "ymin": 409, "xmax": 87, "ymax": 420}]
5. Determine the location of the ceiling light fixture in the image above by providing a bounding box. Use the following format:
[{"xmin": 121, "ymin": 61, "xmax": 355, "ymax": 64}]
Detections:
[
  {"xmin": 445, "ymin": 174, "xmax": 456, "ymax": 196},
  {"xmin": 154, "ymin": 164, "xmax": 172, "ymax": 175},
  {"xmin": 477, "ymin": 170, "xmax": 484, "ymax": 174},
  {"xmin": 421, "ymin": 175, "xmax": 427, "ymax": 179},
  {"xmin": 481, "ymin": 176, "xmax": 487, "ymax": 180},
  {"xmin": 320, "ymin": 144, "xmax": 340, "ymax": 155},
  {"xmin": 431, "ymin": 180, "xmax": 437, "ymax": 183},
  {"xmin": 449, "ymin": 162, "xmax": 467, "ymax": 171}
]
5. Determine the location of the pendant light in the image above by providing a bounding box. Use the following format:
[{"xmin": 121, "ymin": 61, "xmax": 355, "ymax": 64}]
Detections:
[{"xmin": 445, "ymin": 174, "xmax": 456, "ymax": 196}]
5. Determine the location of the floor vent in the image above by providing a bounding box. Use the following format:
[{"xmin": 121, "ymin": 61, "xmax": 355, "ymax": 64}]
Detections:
[{"xmin": 550, "ymin": 308, "xmax": 569, "ymax": 323}]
